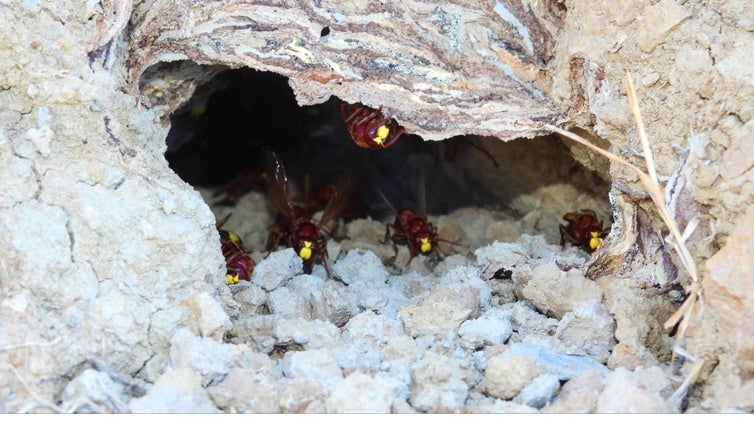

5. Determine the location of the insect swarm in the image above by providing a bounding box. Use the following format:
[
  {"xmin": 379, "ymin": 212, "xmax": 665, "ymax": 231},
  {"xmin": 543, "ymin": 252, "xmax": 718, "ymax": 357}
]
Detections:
[
  {"xmin": 341, "ymin": 102, "xmax": 406, "ymax": 149},
  {"xmin": 559, "ymin": 209, "xmax": 610, "ymax": 253},
  {"xmin": 216, "ymin": 214, "xmax": 255, "ymax": 284},
  {"xmin": 264, "ymin": 151, "xmax": 355, "ymax": 275}
]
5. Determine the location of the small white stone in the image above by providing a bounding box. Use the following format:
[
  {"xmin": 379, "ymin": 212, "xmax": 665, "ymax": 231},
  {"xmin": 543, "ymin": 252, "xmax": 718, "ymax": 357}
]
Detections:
[
  {"xmin": 326, "ymin": 371, "xmax": 394, "ymax": 413},
  {"xmin": 252, "ymin": 248, "xmax": 302, "ymax": 291},
  {"xmin": 169, "ymin": 328, "xmax": 233, "ymax": 387},
  {"xmin": 282, "ymin": 348, "xmax": 344, "ymax": 389},
  {"xmin": 485, "ymin": 354, "xmax": 540, "ymax": 400},
  {"xmin": 128, "ymin": 369, "xmax": 219, "ymax": 413}
]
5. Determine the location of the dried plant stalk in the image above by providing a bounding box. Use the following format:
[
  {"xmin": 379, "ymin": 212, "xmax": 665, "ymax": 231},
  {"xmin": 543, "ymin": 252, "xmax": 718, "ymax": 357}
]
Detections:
[
  {"xmin": 545, "ymin": 71, "xmax": 703, "ymax": 404},
  {"xmin": 624, "ymin": 75, "xmax": 698, "ymax": 284}
]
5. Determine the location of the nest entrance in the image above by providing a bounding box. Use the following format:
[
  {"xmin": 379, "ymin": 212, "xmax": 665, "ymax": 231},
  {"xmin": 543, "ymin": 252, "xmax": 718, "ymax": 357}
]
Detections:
[{"xmin": 164, "ymin": 67, "xmax": 612, "ymax": 245}]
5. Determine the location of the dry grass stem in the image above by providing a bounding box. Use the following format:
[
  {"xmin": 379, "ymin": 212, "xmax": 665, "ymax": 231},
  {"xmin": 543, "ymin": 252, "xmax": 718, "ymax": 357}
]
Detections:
[
  {"xmin": 545, "ymin": 71, "xmax": 704, "ymax": 403},
  {"xmin": 0, "ymin": 338, "xmax": 61, "ymax": 352},
  {"xmin": 669, "ymin": 359, "xmax": 705, "ymax": 408},
  {"xmin": 8, "ymin": 365, "xmax": 62, "ymax": 413},
  {"xmin": 625, "ymin": 74, "xmax": 698, "ymax": 285}
]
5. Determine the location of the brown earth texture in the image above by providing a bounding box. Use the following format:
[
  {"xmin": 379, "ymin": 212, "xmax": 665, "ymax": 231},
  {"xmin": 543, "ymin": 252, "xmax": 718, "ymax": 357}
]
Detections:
[{"xmin": 1, "ymin": 0, "xmax": 753, "ymax": 414}]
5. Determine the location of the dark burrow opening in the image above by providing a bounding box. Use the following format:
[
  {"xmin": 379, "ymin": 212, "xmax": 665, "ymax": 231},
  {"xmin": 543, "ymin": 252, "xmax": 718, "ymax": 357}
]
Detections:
[{"xmin": 164, "ymin": 67, "xmax": 612, "ymax": 252}]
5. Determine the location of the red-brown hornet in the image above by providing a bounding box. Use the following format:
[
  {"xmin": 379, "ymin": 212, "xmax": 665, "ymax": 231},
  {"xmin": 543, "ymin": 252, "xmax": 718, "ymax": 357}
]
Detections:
[
  {"xmin": 378, "ymin": 189, "xmax": 459, "ymax": 266},
  {"xmin": 341, "ymin": 102, "xmax": 406, "ymax": 149},
  {"xmin": 265, "ymin": 151, "xmax": 355, "ymax": 275},
  {"xmin": 559, "ymin": 209, "xmax": 610, "ymax": 253},
  {"xmin": 216, "ymin": 214, "xmax": 255, "ymax": 284}
]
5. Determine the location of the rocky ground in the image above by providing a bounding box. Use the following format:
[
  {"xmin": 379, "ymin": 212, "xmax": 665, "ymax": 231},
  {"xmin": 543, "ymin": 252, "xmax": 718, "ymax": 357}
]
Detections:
[
  {"xmin": 51, "ymin": 186, "xmax": 683, "ymax": 413},
  {"xmin": 2, "ymin": 0, "xmax": 753, "ymax": 414}
]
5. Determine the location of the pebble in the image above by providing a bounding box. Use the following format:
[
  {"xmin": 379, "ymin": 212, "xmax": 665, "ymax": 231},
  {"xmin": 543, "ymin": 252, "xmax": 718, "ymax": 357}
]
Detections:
[
  {"xmin": 128, "ymin": 369, "xmax": 220, "ymax": 413},
  {"xmin": 484, "ymin": 353, "xmax": 540, "ymax": 400},
  {"xmin": 281, "ymin": 348, "xmax": 344, "ymax": 389},
  {"xmin": 169, "ymin": 328, "xmax": 233, "ymax": 387},
  {"xmin": 515, "ymin": 374, "xmax": 561, "ymax": 408},
  {"xmin": 325, "ymin": 371, "xmax": 394, "ymax": 413},
  {"xmin": 458, "ymin": 308, "xmax": 513, "ymax": 349},
  {"xmin": 251, "ymin": 248, "xmax": 302, "ymax": 291},
  {"xmin": 503, "ymin": 343, "xmax": 610, "ymax": 381}
]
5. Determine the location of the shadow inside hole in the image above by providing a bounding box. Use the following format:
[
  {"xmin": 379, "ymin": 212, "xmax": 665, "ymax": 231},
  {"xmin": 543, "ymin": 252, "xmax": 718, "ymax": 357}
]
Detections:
[{"xmin": 164, "ymin": 67, "xmax": 611, "ymax": 233}]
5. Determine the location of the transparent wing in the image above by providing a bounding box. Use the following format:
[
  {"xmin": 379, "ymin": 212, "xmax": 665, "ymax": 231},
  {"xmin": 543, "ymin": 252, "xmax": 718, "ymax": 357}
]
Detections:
[
  {"xmin": 318, "ymin": 168, "xmax": 357, "ymax": 230},
  {"xmin": 264, "ymin": 150, "xmax": 297, "ymax": 225}
]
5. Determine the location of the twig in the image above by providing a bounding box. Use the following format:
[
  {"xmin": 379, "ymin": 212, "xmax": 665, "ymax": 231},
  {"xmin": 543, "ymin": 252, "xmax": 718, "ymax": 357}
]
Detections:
[
  {"xmin": 8, "ymin": 366, "xmax": 62, "ymax": 413},
  {"xmin": 625, "ymin": 74, "xmax": 698, "ymax": 284},
  {"xmin": 87, "ymin": 357, "xmax": 147, "ymax": 397},
  {"xmin": 668, "ymin": 360, "xmax": 705, "ymax": 408},
  {"xmin": 0, "ymin": 338, "xmax": 61, "ymax": 352}
]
